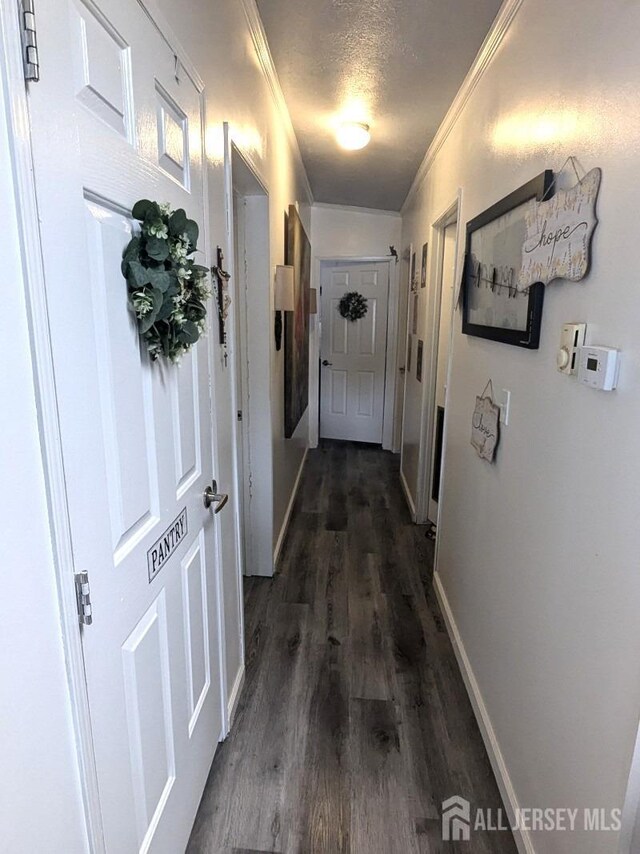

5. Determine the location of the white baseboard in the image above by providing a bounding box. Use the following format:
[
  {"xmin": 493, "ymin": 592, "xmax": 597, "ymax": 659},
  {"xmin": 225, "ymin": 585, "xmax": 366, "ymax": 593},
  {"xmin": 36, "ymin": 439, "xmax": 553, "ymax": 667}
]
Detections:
[
  {"xmin": 273, "ymin": 447, "xmax": 308, "ymax": 569},
  {"xmin": 400, "ymin": 468, "xmax": 417, "ymax": 521},
  {"xmin": 433, "ymin": 570, "xmax": 534, "ymax": 854},
  {"xmin": 226, "ymin": 663, "xmax": 245, "ymax": 731}
]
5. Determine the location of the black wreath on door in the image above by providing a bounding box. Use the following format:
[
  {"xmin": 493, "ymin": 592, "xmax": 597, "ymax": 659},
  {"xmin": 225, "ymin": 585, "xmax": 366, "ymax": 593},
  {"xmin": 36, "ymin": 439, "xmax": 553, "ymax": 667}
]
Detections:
[{"xmin": 338, "ymin": 291, "xmax": 368, "ymax": 322}]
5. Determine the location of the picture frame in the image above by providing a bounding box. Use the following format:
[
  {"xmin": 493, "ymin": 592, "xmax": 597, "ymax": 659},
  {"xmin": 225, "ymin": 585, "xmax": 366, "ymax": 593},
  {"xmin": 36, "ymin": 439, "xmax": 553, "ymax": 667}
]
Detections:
[
  {"xmin": 284, "ymin": 205, "xmax": 311, "ymax": 438},
  {"xmin": 462, "ymin": 170, "xmax": 553, "ymax": 349},
  {"xmin": 420, "ymin": 242, "xmax": 428, "ymax": 288}
]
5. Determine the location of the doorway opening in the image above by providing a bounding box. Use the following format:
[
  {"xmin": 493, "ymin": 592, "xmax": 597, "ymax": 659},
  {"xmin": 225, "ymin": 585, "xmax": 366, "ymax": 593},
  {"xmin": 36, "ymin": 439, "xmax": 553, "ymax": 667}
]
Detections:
[
  {"xmin": 401, "ymin": 198, "xmax": 461, "ymax": 526},
  {"xmin": 224, "ymin": 132, "xmax": 275, "ymax": 580},
  {"xmin": 424, "ymin": 210, "xmax": 458, "ymax": 525},
  {"xmin": 318, "ymin": 258, "xmax": 397, "ymax": 445}
]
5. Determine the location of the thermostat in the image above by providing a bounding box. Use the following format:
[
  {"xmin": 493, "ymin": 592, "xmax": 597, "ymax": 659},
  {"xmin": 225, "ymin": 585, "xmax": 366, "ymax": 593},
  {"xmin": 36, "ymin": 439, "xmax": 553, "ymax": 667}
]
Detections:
[
  {"xmin": 557, "ymin": 323, "xmax": 586, "ymax": 375},
  {"xmin": 578, "ymin": 346, "xmax": 620, "ymax": 390}
]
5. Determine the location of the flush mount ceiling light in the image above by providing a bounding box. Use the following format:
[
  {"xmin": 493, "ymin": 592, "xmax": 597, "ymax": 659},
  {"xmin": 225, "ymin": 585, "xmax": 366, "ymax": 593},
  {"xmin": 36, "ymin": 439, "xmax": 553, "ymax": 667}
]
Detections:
[{"xmin": 336, "ymin": 121, "xmax": 370, "ymax": 151}]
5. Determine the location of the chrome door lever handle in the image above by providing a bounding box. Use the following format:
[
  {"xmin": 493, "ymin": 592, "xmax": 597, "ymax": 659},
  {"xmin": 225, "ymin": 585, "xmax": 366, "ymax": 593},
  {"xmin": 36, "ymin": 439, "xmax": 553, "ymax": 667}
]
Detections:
[
  {"xmin": 322, "ymin": 359, "xmax": 333, "ymax": 366},
  {"xmin": 203, "ymin": 480, "xmax": 229, "ymax": 513}
]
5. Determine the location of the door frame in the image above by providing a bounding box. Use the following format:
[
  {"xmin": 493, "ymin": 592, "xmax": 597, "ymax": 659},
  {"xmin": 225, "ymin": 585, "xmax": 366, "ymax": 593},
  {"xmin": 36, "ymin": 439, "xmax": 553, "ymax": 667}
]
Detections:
[
  {"xmin": 1, "ymin": 1, "xmax": 226, "ymax": 848},
  {"xmin": 399, "ymin": 242, "xmax": 415, "ymax": 518},
  {"xmin": 311, "ymin": 254, "xmax": 399, "ymax": 450},
  {"xmin": 415, "ymin": 192, "xmax": 463, "ymax": 525},
  {"xmin": 222, "ymin": 126, "xmax": 275, "ymax": 577}
]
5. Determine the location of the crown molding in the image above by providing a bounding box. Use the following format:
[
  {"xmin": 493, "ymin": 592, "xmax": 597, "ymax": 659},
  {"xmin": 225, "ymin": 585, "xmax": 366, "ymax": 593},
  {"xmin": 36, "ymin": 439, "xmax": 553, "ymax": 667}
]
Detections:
[
  {"xmin": 312, "ymin": 201, "xmax": 402, "ymax": 218},
  {"xmin": 401, "ymin": 0, "xmax": 525, "ymax": 213},
  {"xmin": 240, "ymin": 0, "xmax": 314, "ymax": 204}
]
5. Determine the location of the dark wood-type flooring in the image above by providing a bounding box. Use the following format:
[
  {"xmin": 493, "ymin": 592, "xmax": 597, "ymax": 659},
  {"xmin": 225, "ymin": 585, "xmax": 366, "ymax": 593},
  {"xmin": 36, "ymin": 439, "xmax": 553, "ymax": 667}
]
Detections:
[{"xmin": 188, "ymin": 440, "xmax": 516, "ymax": 853}]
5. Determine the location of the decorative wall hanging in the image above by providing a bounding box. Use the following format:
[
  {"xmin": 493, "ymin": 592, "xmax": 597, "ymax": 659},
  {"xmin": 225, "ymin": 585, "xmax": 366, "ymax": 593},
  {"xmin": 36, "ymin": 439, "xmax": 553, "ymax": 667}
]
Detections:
[
  {"xmin": 421, "ymin": 242, "xmax": 428, "ymax": 288},
  {"xmin": 519, "ymin": 161, "xmax": 601, "ymax": 288},
  {"xmin": 284, "ymin": 205, "xmax": 311, "ymax": 438},
  {"xmin": 212, "ymin": 246, "xmax": 231, "ymax": 365},
  {"xmin": 412, "ymin": 293, "xmax": 419, "ymax": 335},
  {"xmin": 462, "ymin": 171, "xmax": 553, "ymax": 350},
  {"xmin": 122, "ymin": 199, "xmax": 209, "ymax": 362},
  {"xmin": 407, "ymin": 334, "xmax": 412, "ymax": 373},
  {"xmin": 338, "ymin": 291, "xmax": 368, "ymax": 322},
  {"xmin": 470, "ymin": 380, "xmax": 500, "ymax": 462},
  {"xmin": 416, "ymin": 339, "xmax": 424, "ymax": 382},
  {"xmin": 410, "ymin": 249, "xmax": 418, "ymax": 292}
]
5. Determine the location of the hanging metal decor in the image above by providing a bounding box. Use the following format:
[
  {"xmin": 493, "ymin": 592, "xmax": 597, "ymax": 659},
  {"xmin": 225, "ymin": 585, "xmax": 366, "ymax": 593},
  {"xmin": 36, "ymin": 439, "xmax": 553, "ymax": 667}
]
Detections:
[
  {"xmin": 121, "ymin": 199, "xmax": 209, "ymax": 362},
  {"xmin": 338, "ymin": 291, "xmax": 368, "ymax": 322},
  {"xmin": 212, "ymin": 246, "xmax": 231, "ymax": 365}
]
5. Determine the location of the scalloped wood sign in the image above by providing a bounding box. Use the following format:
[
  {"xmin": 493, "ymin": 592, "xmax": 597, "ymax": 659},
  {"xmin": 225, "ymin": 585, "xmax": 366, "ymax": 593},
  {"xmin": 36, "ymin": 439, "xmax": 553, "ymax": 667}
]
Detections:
[{"xmin": 518, "ymin": 167, "xmax": 601, "ymax": 289}]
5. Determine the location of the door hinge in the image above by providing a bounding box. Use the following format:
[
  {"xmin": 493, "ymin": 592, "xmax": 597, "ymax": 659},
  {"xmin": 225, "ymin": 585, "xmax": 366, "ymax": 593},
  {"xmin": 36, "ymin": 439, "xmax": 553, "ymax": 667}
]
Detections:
[
  {"xmin": 237, "ymin": 410, "xmax": 243, "ymax": 421},
  {"xmin": 20, "ymin": 0, "xmax": 39, "ymax": 83},
  {"xmin": 74, "ymin": 571, "xmax": 93, "ymax": 626}
]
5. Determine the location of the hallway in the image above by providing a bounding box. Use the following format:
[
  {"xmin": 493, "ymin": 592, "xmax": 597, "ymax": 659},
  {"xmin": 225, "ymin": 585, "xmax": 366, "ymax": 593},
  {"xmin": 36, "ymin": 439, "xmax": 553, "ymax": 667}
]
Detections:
[{"xmin": 188, "ymin": 441, "xmax": 516, "ymax": 853}]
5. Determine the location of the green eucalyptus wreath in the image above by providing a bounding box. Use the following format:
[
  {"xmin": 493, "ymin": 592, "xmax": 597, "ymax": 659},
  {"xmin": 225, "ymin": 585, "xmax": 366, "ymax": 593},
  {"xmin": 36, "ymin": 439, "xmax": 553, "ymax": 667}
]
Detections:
[
  {"xmin": 338, "ymin": 290, "xmax": 368, "ymax": 322},
  {"xmin": 121, "ymin": 199, "xmax": 210, "ymax": 362}
]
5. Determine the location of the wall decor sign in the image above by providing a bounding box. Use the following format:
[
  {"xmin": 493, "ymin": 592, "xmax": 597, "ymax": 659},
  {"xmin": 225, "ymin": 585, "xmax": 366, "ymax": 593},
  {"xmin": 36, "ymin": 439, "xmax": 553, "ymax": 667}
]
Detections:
[
  {"xmin": 421, "ymin": 242, "xmax": 428, "ymax": 288},
  {"xmin": 147, "ymin": 508, "xmax": 188, "ymax": 583},
  {"xmin": 412, "ymin": 293, "xmax": 419, "ymax": 335},
  {"xmin": 519, "ymin": 166, "xmax": 601, "ymax": 289},
  {"xmin": 416, "ymin": 339, "xmax": 423, "ymax": 382},
  {"xmin": 410, "ymin": 250, "xmax": 418, "ymax": 292},
  {"xmin": 407, "ymin": 334, "xmax": 412, "ymax": 373},
  {"xmin": 470, "ymin": 381, "xmax": 500, "ymax": 462},
  {"xmin": 462, "ymin": 171, "xmax": 553, "ymax": 349}
]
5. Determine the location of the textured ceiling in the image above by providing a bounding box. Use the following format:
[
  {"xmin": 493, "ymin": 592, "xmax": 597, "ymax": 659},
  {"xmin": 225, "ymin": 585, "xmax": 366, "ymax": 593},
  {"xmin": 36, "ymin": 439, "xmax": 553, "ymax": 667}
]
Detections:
[{"xmin": 256, "ymin": 0, "xmax": 503, "ymax": 210}]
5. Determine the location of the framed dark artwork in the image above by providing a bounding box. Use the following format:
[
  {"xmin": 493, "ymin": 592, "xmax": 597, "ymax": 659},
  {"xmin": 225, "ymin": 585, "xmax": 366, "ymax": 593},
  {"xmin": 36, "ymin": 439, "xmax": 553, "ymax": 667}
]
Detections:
[
  {"xmin": 410, "ymin": 250, "xmax": 417, "ymax": 291},
  {"xmin": 284, "ymin": 205, "xmax": 311, "ymax": 438},
  {"xmin": 420, "ymin": 242, "xmax": 428, "ymax": 288},
  {"xmin": 462, "ymin": 170, "xmax": 553, "ymax": 349},
  {"xmin": 407, "ymin": 334, "xmax": 412, "ymax": 374},
  {"xmin": 412, "ymin": 293, "xmax": 418, "ymax": 335},
  {"xmin": 416, "ymin": 339, "xmax": 423, "ymax": 382}
]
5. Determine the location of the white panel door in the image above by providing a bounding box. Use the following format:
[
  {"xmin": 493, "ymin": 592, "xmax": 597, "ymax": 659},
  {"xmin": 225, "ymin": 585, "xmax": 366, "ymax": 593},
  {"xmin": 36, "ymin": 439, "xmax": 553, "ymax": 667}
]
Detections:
[
  {"xmin": 27, "ymin": 1, "xmax": 224, "ymax": 851},
  {"xmin": 320, "ymin": 262, "xmax": 390, "ymax": 443}
]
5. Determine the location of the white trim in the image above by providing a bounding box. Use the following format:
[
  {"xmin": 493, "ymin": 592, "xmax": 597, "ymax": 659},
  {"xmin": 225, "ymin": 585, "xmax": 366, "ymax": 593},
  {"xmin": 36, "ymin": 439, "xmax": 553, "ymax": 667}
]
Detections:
[
  {"xmin": 240, "ymin": 0, "xmax": 313, "ymax": 205},
  {"xmin": 398, "ymin": 242, "xmax": 413, "ymax": 476},
  {"xmin": 620, "ymin": 716, "xmax": 640, "ymax": 853},
  {"xmin": 0, "ymin": 4, "xmax": 104, "ymax": 851},
  {"xmin": 414, "ymin": 194, "xmax": 461, "ymax": 524},
  {"xmin": 312, "ymin": 201, "xmax": 401, "ymax": 219},
  {"xmin": 402, "ymin": 0, "xmax": 525, "ymax": 212},
  {"xmin": 433, "ymin": 570, "xmax": 533, "ymax": 854},
  {"xmin": 382, "ymin": 259, "xmax": 399, "ymax": 450},
  {"xmin": 226, "ymin": 664, "xmax": 246, "ymax": 729},
  {"xmin": 273, "ymin": 447, "xmax": 308, "ymax": 568},
  {"xmin": 400, "ymin": 469, "xmax": 416, "ymax": 522}
]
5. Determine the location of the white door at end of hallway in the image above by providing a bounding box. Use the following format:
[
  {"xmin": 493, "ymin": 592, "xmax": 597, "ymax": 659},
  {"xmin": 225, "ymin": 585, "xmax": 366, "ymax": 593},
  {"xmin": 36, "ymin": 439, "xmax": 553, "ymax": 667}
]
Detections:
[
  {"xmin": 27, "ymin": 0, "xmax": 227, "ymax": 851},
  {"xmin": 320, "ymin": 261, "xmax": 390, "ymax": 443},
  {"xmin": 428, "ymin": 222, "xmax": 457, "ymax": 524}
]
